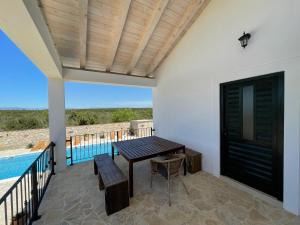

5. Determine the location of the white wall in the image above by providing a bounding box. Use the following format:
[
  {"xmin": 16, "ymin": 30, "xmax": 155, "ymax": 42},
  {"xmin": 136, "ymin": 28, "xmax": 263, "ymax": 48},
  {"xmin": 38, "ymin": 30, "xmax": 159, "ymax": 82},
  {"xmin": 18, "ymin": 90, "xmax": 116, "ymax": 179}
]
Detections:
[
  {"xmin": 48, "ymin": 78, "xmax": 66, "ymax": 171},
  {"xmin": 153, "ymin": 0, "xmax": 300, "ymax": 215}
]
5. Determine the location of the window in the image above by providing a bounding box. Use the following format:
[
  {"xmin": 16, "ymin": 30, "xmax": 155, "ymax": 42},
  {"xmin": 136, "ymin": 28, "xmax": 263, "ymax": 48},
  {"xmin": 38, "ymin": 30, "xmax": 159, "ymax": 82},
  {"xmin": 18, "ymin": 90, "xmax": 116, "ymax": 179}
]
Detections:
[{"xmin": 242, "ymin": 85, "xmax": 254, "ymax": 140}]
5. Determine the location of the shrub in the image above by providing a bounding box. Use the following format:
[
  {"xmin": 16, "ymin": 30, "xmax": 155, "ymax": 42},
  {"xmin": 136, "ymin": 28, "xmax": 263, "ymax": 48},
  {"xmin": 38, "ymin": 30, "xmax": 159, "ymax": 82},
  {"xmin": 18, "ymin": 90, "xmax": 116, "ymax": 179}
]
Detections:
[
  {"xmin": 99, "ymin": 132, "xmax": 105, "ymax": 138},
  {"xmin": 112, "ymin": 109, "xmax": 135, "ymax": 123},
  {"xmin": 0, "ymin": 108, "xmax": 153, "ymax": 131},
  {"xmin": 67, "ymin": 111, "xmax": 97, "ymax": 126},
  {"xmin": 4, "ymin": 117, "xmax": 43, "ymax": 130},
  {"xmin": 27, "ymin": 143, "xmax": 34, "ymax": 149},
  {"xmin": 78, "ymin": 116, "xmax": 88, "ymax": 125},
  {"xmin": 4, "ymin": 119, "xmax": 20, "ymax": 130},
  {"xmin": 1, "ymin": 110, "xmax": 48, "ymax": 131},
  {"xmin": 129, "ymin": 127, "xmax": 135, "ymax": 135},
  {"xmin": 18, "ymin": 117, "xmax": 43, "ymax": 129}
]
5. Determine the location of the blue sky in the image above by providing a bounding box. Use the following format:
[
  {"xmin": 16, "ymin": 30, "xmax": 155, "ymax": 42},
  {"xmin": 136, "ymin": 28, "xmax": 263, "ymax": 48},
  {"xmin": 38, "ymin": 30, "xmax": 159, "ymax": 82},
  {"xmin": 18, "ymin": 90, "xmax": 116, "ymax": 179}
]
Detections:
[{"xmin": 0, "ymin": 30, "xmax": 152, "ymax": 109}]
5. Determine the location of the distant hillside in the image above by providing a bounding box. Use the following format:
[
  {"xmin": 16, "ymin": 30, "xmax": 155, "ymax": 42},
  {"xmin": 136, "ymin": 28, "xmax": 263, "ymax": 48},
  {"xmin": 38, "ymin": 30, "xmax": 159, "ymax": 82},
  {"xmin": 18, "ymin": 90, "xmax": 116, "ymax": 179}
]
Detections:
[{"xmin": 0, "ymin": 108, "xmax": 152, "ymax": 131}]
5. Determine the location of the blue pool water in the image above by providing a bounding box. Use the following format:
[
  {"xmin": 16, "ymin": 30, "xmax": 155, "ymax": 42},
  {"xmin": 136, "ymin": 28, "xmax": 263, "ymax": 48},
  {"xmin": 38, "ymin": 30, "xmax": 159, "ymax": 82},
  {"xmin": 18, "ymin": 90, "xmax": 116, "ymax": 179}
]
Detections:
[
  {"xmin": 0, "ymin": 153, "xmax": 40, "ymax": 180},
  {"xmin": 0, "ymin": 143, "xmax": 113, "ymax": 180},
  {"xmin": 66, "ymin": 143, "xmax": 113, "ymax": 165}
]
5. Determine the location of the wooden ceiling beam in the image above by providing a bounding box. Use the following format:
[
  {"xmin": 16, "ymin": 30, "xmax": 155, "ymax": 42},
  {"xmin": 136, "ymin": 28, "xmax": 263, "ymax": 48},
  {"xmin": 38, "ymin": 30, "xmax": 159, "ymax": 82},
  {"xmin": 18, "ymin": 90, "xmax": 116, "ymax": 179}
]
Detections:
[
  {"xmin": 63, "ymin": 67, "xmax": 156, "ymax": 87},
  {"xmin": 106, "ymin": 0, "xmax": 132, "ymax": 71},
  {"xmin": 79, "ymin": 0, "xmax": 89, "ymax": 69},
  {"xmin": 126, "ymin": 0, "xmax": 169, "ymax": 74},
  {"xmin": 147, "ymin": 0, "xmax": 210, "ymax": 74}
]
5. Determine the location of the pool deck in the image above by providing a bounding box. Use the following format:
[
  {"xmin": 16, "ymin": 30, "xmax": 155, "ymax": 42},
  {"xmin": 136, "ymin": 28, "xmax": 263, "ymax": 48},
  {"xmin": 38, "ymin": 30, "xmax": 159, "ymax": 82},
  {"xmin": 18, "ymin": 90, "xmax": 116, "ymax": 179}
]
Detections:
[
  {"xmin": 0, "ymin": 148, "xmax": 32, "ymax": 158},
  {"xmin": 33, "ymin": 156, "xmax": 300, "ymax": 225},
  {"xmin": 0, "ymin": 177, "xmax": 18, "ymax": 196}
]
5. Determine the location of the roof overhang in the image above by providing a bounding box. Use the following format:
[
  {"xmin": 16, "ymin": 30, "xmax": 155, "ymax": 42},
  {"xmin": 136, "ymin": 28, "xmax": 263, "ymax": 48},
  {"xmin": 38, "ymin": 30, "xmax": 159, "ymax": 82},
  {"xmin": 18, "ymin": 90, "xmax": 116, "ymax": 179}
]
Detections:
[
  {"xmin": 63, "ymin": 67, "xmax": 156, "ymax": 87},
  {"xmin": 0, "ymin": 0, "xmax": 211, "ymax": 87},
  {"xmin": 0, "ymin": 0, "xmax": 62, "ymax": 78}
]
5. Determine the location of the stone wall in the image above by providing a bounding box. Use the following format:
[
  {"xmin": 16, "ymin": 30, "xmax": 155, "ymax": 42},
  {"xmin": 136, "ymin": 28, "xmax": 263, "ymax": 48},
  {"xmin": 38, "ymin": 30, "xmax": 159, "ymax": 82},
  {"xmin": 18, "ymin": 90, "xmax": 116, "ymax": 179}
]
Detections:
[
  {"xmin": 130, "ymin": 120, "xmax": 153, "ymax": 135},
  {"xmin": 0, "ymin": 122, "xmax": 131, "ymax": 150}
]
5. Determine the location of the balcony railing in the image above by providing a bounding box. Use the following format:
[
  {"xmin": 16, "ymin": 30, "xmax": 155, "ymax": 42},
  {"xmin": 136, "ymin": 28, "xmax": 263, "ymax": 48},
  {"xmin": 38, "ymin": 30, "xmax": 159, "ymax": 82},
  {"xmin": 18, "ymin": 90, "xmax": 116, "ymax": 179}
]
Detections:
[
  {"xmin": 66, "ymin": 127, "xmax": 154, "ymax": 165},
  {"xmin": 0, "ymin": 142, "xmax": 55, "ymax": 225}
]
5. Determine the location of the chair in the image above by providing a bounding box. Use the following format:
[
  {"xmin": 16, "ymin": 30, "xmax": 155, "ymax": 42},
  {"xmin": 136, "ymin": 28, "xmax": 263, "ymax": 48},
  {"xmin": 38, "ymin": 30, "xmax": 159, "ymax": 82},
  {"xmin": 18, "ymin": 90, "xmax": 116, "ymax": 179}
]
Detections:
[{"xmin": 150, "ymin": 153, "xmax": 189, "ymax": 206}]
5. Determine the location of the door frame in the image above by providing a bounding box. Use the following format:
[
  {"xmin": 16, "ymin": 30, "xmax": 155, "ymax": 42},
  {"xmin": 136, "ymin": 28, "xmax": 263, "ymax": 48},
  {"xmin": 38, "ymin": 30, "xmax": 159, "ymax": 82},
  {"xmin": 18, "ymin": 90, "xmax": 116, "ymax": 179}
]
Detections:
[{"xmin": 220, "ymin": 71, "xmax": 284, "ymax": 200}]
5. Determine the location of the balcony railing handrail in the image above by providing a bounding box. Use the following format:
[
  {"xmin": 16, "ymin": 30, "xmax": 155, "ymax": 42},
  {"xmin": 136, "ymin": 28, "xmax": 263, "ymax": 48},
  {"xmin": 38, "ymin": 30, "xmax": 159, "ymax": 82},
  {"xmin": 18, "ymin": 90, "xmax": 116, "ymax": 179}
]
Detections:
[
  {"xmin": 66, "ymin": 127, "xmax": 154, "ymax": 166},
  {"xmin": 0, "ymin": 141, "xmax": 56, "ymax": 225},
  {"xmin": 0, "ymin": 142, "xmax": 55, "ymax": 204},
  {"xmin": 66, "ymin": 127, "xmax": 154, "ymax": 140}
]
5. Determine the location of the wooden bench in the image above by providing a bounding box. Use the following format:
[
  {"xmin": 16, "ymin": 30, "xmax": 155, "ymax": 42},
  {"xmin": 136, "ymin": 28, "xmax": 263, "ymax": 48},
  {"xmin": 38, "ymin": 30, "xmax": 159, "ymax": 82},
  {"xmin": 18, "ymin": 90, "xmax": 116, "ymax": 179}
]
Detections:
[{"xmin": 94, "ymin": 154, "xmax": 129, "ymax": 215}]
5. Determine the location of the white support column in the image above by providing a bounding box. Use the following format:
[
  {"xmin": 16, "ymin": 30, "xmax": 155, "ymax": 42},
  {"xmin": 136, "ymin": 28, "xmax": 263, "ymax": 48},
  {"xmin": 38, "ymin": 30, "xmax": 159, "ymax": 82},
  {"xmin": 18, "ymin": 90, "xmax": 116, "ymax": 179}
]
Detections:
[{"xmin": 48, "ymin": 78, "xmax": 66, "ymax": 171}]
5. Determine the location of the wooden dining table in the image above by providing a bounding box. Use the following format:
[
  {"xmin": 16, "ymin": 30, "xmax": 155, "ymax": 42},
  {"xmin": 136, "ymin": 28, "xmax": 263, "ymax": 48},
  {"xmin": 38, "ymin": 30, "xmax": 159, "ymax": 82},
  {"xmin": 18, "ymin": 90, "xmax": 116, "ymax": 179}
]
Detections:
[{"xmin": 112, "ymin": 136, "xmax": 186, "ymax": 197}]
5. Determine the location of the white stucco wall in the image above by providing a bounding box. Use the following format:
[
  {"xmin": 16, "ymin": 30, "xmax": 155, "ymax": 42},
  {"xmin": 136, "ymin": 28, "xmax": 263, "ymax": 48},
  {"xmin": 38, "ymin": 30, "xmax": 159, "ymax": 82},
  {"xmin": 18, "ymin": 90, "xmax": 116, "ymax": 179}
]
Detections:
[
  {"xmin": 153, "ymin": 0, "xmax": 300, "ymax": 215},
  {"xmin": 48, "ymin": 78, "xmax": 66, "ymax": 171}
]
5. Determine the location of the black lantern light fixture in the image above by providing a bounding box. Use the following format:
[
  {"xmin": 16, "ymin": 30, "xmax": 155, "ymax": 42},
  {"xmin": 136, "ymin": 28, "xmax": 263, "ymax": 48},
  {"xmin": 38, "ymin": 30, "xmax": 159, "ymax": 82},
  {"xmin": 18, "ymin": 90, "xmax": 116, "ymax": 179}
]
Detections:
[{"xmin": 238, "ymin": 32, "xmax": 251, "ymax": 48}]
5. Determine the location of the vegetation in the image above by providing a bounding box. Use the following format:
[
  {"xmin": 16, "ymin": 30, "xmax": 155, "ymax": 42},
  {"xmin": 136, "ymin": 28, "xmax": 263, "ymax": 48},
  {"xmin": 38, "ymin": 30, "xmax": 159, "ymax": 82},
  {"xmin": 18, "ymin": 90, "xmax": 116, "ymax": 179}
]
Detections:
[
  {"xmin": 0, "ymin": 108, "xmax": 152, "ymax": 131},
  {"xmin": 26, "ymin": 143, "xmax": 34, "ymax": 149}
]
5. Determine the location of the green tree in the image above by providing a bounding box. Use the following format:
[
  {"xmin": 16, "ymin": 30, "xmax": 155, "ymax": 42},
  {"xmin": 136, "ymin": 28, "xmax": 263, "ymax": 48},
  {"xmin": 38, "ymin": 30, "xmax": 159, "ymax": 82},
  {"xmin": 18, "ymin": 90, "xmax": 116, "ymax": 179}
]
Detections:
[
  {"xmin": 0, "ymin": 108, "xmax": 153, "ymax": 131},
  {"xmin": 112, "ymin": 109, "xmax": 135, "ymax": 122}
]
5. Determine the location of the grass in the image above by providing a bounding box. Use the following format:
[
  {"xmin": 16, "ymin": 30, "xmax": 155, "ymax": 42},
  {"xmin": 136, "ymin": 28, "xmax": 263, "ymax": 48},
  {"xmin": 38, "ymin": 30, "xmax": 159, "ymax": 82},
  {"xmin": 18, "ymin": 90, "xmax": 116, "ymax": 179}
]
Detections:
[{"xmin": 0, "ymin": 108, "xmax": 152, "ymax": 132}]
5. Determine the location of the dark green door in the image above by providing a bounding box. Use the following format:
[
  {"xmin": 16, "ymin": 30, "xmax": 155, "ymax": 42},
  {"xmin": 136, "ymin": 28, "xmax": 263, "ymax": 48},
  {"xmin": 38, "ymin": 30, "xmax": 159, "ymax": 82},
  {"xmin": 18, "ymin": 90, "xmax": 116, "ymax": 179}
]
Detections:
[{"xmin": 220, "ymin": 72, "xmax": 284, "ymax": 200}]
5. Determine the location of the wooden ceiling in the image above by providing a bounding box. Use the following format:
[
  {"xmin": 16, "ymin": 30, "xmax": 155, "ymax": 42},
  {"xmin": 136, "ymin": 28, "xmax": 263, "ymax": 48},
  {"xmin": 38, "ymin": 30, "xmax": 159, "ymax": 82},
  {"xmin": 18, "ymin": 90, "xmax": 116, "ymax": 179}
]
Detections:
[{"xmin": 40, "ymin": 0, "xmax": 210, "ymax": 77}]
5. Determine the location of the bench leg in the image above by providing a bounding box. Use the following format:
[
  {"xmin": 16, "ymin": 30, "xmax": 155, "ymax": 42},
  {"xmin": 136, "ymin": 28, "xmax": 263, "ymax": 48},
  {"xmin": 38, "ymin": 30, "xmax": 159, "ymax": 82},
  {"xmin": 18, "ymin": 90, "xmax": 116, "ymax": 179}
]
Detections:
[
  {"xmin": 98, "ymin": 174, "xmax": 104, "ymax": 190},
  {"xmin": 105, "ymin": 181, "xmax": 129, "ymax": 215},
  {"xmin": 129, "ymin": 161, "xmax": 133, "ymax": 197},
  {"xmin": 112, "ymin": 146, "xmax": 115, "ymax": 160},
  {"xmin": 94, "ymin": 160, "xmax": 98, "ymax": 175}
]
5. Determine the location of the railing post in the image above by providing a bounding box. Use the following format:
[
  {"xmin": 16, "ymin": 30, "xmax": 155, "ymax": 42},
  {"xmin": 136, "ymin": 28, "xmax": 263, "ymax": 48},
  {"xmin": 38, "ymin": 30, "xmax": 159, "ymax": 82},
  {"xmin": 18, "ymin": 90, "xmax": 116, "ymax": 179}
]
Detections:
[
  {"xmin": 50, "ymin": 142, "xmax": 56, "ymax": 175},
  {"xmin": 31, "ymin": 163, "xmax": 41, "ymax": 221},
  {"xmin": 116, "ymin": 131, "xmax": 120, "ymax": 155},
  {"xmin": 70, "ymin": 136, "xmax": 73, "ymax": 166},
  {"xmin": 151, "ymin": 128, "xmax": 155, "ymax": 136}
]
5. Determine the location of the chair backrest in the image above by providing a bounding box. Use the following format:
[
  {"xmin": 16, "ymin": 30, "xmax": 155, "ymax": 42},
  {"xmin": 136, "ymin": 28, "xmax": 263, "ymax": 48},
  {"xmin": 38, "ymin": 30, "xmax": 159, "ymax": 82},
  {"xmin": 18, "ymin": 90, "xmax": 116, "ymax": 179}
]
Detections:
[{"xmin": 164, "ymin": 154, "xmax": 186, "ymax": 176}]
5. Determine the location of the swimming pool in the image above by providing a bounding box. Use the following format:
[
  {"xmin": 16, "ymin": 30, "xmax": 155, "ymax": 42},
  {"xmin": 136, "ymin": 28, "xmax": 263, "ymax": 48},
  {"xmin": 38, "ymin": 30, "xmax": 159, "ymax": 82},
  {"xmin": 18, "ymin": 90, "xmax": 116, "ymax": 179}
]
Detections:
[
  {"xmin": 0, "ymin": 143, "xmax": 113, "ymax": 180},
  {"xmin": 66, "ymin": 143, "xmax": 113, "ymax": 164},
  {"xmin": 0, "ymin": 152, "xmax": 40, "ymax": 180}
]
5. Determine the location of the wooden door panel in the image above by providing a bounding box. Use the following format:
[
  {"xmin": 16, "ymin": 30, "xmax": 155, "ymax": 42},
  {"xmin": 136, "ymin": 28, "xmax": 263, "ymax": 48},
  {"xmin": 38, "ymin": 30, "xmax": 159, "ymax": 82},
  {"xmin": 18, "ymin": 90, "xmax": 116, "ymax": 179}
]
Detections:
[{"xmin": 220, "ymin": 72, "xmax": 284, "ymax": 200}]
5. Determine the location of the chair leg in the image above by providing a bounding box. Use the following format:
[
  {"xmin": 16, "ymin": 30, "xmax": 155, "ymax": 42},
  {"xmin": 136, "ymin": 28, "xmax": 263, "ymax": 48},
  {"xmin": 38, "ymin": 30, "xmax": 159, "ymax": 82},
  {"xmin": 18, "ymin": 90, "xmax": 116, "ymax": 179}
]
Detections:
[
  {"xmin": 179, "ymin": 176, "xmax": 189, "ymax": 195},
  {"xmin": 150, "ymin": 172, "xmax": 153, "ymax": 188}
]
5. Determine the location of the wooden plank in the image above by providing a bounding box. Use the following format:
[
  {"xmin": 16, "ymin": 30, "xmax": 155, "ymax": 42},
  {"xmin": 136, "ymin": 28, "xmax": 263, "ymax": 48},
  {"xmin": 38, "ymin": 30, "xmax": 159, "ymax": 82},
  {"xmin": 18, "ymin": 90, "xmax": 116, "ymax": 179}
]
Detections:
[
  {"xmin": 61, "ymin": 56, "xmax": 79, "ymax": 68},
  {"xmin": 79, "ymin": 0, "xmax": 89, "ymax": 68},
  {"xmin": 42, "ymin": 0, "xmax": 79, "ymax": 15},
  {"xmin": 106, "ymin": 0, "xmax": 132, "ymax": 71},
  {"xmin": 147, "ymin": 0, "xmax": 210, "ymax": 74},
  {"xmin": 126, "ymin": 0, "xmax": 169, "ymax": 74},
  {"xmin": 113, "ymin": 136, "xmax": 184, "ymax": 161}
]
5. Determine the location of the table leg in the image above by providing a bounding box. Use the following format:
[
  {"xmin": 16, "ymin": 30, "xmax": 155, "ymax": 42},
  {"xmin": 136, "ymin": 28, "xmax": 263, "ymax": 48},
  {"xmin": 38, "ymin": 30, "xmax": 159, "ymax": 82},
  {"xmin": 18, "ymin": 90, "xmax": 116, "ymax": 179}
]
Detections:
[
  {"xmin": 129, "ymin": 161, "xmax": 133, "ymax": 197},
  {"xmin": 183, "ymin": 146, "xmax": 186, "ymax": 175},
  {"xmin": 112, "ymin": 146, "xmax": 114, "ymax": 160}
]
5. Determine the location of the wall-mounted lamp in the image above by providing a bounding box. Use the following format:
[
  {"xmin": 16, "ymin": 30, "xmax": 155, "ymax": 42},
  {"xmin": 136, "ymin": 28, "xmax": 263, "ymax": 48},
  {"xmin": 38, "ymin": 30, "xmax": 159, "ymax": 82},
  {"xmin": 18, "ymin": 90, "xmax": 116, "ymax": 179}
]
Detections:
[{"xmin": 238, "ymin": 32, "xmax": 251, "ymax": 48}]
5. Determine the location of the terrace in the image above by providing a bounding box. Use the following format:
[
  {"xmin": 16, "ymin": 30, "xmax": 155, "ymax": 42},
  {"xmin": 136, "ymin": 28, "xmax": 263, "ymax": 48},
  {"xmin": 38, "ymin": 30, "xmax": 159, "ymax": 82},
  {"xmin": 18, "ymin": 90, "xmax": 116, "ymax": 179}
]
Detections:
[
  {"xmin": 1, "ymin": 0, "xmax": 300, "ymax": 224},
  {"xmin": 35, "ymin": 158, "xmax": 299, "ymax": 225}
]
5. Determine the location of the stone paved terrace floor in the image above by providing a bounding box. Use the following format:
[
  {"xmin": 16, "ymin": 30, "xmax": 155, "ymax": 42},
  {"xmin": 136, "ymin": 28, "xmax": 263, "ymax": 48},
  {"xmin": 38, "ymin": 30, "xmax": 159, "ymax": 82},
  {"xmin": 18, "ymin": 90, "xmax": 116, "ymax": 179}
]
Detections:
[{"xmin": 34, "ymin": 156, "xmax": 300, "ymax": 225}]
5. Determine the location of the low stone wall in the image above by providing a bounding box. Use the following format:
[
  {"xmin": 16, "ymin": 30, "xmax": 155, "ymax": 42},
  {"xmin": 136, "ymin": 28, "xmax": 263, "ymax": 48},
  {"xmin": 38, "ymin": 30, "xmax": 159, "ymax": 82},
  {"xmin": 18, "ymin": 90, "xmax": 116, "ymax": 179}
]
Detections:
[
  {"xmin": 0, "ymin": 122, "xmax": 131, "ymax": 150},
  {"xmin": 65, "ymin": 122, "xmax": 131, "ymax": 137},
  {"xmin": 130, "ymin": 119, "xmax": 153, "ymax": 130},
  {"xmin": 130, "ymin": 119, "xmax": 153, "ymax": 135}
]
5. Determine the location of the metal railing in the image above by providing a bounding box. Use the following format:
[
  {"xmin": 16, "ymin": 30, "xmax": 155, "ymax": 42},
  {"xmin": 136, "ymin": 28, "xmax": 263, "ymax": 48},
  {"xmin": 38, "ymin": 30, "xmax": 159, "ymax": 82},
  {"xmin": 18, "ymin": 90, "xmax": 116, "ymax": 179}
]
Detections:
[
  {"xmin": 0, "ymin": 142, "xmax": 55, "ymax": 225},
  {"xmin": 66, "ymin": 127, "xmax": 154, "ymax": 165}
]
